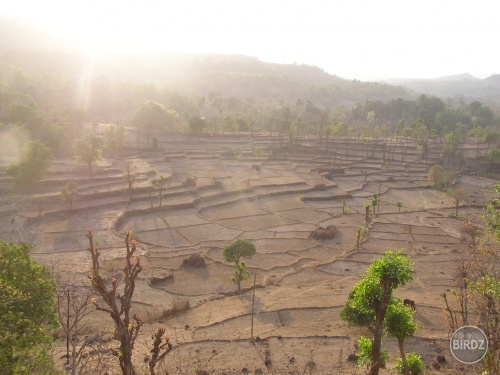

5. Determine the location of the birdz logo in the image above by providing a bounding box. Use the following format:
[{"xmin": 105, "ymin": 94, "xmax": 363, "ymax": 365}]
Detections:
[{"xmin": 450, "ymin": 326, "xmax": 488, "ymax": 364}]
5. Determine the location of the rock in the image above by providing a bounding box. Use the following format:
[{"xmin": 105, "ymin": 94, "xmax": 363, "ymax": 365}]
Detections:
[{"xmin": 437, "ymin": 355, "xmax": 446, "ymax": 363}]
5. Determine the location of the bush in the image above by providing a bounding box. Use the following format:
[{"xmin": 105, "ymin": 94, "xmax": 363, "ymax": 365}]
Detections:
[
  {"xmin": 309, "ymin": 225, "xmax": 337, "ymax": 239},
  {"xmin": 356, "ymin": 336, "xmax": 388, "ymax": 369},
  {"xmin": 183, "ymin": 176, "xmax": 196, "ymax": 187},
  {"xmin": 182, "ymin": 254, "xmax": 206, "ymax": 268},
  {"xmin": 392, "ymin": 352, "xmax": 424, "ymax": 375}
]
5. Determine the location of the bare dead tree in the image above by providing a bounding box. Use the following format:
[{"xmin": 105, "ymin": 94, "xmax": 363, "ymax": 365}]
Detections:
[
  {"xmin": 87, "ymin": 229, "xmax": 143, "ymax": 375},
  {"xmin": 148, "ymin": 328, "xmax": 172, "ymax": 375},
  {"xmin": 125, "ymin": 163, "xmax": 136, "ymax": 192},
  {"xmin": 56, "ymin": 281, "xmax": 97, "ymax": 374},
  {"xmin": 86, "ymin": 229, "xmax": 173, "ymax": 375}
]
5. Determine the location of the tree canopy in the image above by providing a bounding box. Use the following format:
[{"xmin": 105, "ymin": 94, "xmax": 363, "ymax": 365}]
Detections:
[{"xmin": 0, "ymin": 241, "xmax": 59, "ymax": 374}]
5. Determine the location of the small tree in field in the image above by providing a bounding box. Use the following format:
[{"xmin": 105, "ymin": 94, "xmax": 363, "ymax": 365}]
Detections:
[
  {"xmin": 340, "ymin": 250, "xmax": 414, "ymax": 375},
  {"xmin": 125, "ymin": 163, "xmax": 136, "ymax": 192},
  {"xmin": 372, "ymin": 194, "xmax": 378, "ymax": 214},
  {"xmin": 74, "ymin": 133, "xmax": 105, "ymax": 175},
  {"xmin": 447, "ymin": 188, "xmax": 466, "ymax": 216},
  {"xmin": 61, "ymin": 181, "xmax": 77, "ymax": 211},
  {"xmin": 396, "ymin": 201, "xmax": 403, "ymax": 212},
  {"xmin": 223, "ymin": 239, "xmax": 256, "ymax": 294}
]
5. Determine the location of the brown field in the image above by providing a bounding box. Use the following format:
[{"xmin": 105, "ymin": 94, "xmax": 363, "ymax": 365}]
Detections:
[{"xmin": 1, "ymin": 134, "xmax": 498, "ymax": 374}]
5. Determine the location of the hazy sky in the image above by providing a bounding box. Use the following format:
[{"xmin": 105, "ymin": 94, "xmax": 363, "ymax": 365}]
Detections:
[{"xmin": 1, "ymin": 0, "xmax": 498, "ymax": 80}]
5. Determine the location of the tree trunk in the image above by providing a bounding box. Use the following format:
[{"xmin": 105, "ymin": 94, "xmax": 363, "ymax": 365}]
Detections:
[
  {"xmin": 368, "ymin": 280, "xmax": 392, "ymax": 375},
  {"xmin": 398, "ymin": 338, "xmax": 410, "ymax": 375}
]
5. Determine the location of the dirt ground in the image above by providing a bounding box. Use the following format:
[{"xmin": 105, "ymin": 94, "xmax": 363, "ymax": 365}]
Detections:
[{"xmin": 1, "ymin": 135, "xmax": 498, "ymax": 374}]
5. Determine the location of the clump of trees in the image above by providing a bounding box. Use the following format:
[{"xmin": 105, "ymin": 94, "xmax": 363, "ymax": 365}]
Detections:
[
  {"xmin": 341, "ymin": 249, "xmax": 421, "ymax": 375},
  {"xmin": 223, "ymin": 239, "xmax": 256, "ymax": 294}
]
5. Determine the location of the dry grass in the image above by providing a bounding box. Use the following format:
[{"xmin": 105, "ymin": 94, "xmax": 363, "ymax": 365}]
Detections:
[{"xmin": 308, "ymin": 225, "xmax": 337, "ymax": 239}]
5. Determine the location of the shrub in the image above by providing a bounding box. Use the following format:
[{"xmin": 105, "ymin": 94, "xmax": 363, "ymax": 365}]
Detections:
[
  {"xmin": 6, "ymin": 140, "xmax": 54, "ymax": 184},
  {"xmin": 182, "ymin": 254, "xmax": 206, "ymax": 268},
  {"xmin": 392, "ymin": 352, "xmax": 424, "ymax": 375},
  {"xmin": 184, "ymin": 176, "xmax": 196, "ymax": 187},
  {"xmin": 309, "ymin": 225, "xmax": 337, "ymax": 239},
  {"xmin": 356, "ymin": 336, "xmax": 388, "ymax": 369}
]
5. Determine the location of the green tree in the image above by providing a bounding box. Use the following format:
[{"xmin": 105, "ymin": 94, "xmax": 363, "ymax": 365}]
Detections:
[
  {"xmin": 385, "ymin": 300, "xmax": 417, "ymax": 375},
  {"xmin": 74, "ymin": 133, "xmax": 105, "ymax": 175},
  {"xmin": 340, "ymin": 250, "xmax": 414, "ymax": 375},
  {"xmin": 0, "ymin": 241, "xmax": 59, "ymax": 374},
  {"xmin": 6, "ymin": 140, "xmax": 54, "ymax": 185},
  {"xmin": 222, "ymin": 239, "xmax": 256, "ymax": 294}
]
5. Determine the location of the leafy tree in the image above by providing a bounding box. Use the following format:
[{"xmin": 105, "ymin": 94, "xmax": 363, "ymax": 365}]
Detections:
[
  {"xmin": 0, "ymin": 241, "xmax": 59, "ymax": 374},
  {"xmin": 385, "ymin": 300, "xmax": 417, "ymax": 374},
  {"xmin": 222, "ymin": 239, "xmax": 256, "ymax": 294},
  {"xmin": 74, "ymin": 133, "xmax": 105, "ymax": 175},
  {"xmin": 6, "ymin": 140, "xmax": 54, "ymax": 185},
  {"xmin": 340, "ymin": 250, "xmax": 414, "ymax": 375},
  {"xmin": 61, "ymin": 181, "xmax": 77, "ymax": 211}
]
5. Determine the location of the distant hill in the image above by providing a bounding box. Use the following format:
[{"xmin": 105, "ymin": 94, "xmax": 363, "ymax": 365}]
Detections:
[
  {"xmin": 2, "ymin": 15, "xmax": 499, "ymax": 114},
  {"xmin": 385, "ymin": 73, "xmax": 500, "ymax": 102}
]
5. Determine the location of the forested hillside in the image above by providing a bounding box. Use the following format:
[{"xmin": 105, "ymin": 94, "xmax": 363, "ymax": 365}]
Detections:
[{"xmin": 0, "ymin": 15, "xmax": 499, "ymax": 160}]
